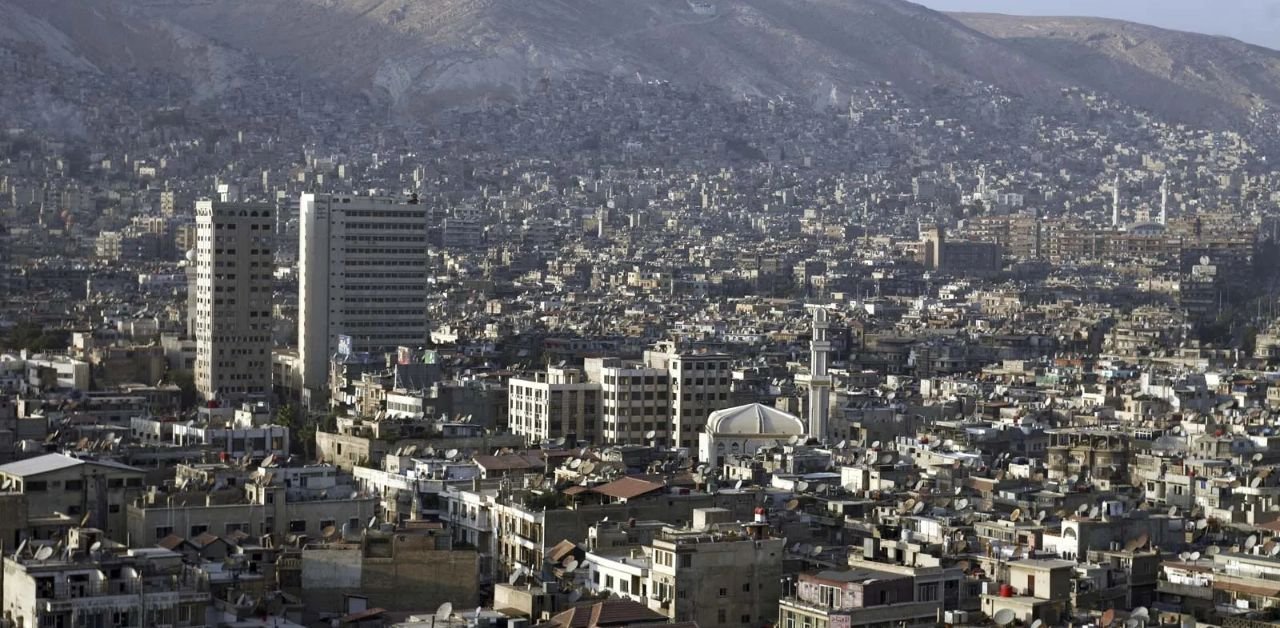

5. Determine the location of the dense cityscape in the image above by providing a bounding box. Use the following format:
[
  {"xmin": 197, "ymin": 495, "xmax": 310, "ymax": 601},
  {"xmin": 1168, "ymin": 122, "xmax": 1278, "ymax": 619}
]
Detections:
[{"xmin": 5, "ymin": 3, "xmax": 1280, "ymax": 628}]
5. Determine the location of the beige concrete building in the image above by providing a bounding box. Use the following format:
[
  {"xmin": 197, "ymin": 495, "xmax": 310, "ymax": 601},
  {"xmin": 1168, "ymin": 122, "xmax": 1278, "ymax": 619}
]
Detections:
[
  {"xmin": 289, "ymin": 523, "xmax": 479, "ymax": 619},
  {"xmin": 194, "ymin": 200, "xmax": 274, "ymax": 402},
  {"xmin": 2, "ymin": 528, "xmax": 209, "ymax": 628},
  {"xmin": 507, "ymin": 367, "xmax": 601, "ymax": 444},
  {"xmin": 0, "ymin": 454, "xmax": 146, "ymax": 543},
  {"xmin": 643, "ymin": 344, "xmax": 734, "ymax": 451},
  {"xmin": 125, "ymin": 471, "xmax": 377, "ymax": 547}
]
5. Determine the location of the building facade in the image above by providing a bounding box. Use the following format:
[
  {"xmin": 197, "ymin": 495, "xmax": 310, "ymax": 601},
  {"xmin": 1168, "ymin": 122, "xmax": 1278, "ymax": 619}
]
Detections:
[
  {"xmin": 299, "ymin": 193, "xmax": 432, "ymax": 401},
  {"xmin": 194, "ymin": 200, "xmax": 274, "ymax": 402}
]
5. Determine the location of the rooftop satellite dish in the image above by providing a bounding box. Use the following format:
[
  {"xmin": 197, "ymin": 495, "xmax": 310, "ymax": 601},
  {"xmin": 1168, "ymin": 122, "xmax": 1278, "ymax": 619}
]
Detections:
[
  {"xmin": 1132, "ymin": 607, "xmax": 1150, "ymax": 621},
  {"xmin": 1206, "ymin": 546, "xmax": 1220, "ymax": 556},
  {"xmin": 788, "ymin": 435, "xmax": 801, "ymax": 445},
  {"xmin": 1010, "ymin": 508, "xmax": 1022, "ymax": 523},
  {"xmin": 993, "ymin": 608, "xmax": 1016, "ymax": 627},
  {"xmin": 1101, "ymin": 609, "xmax": 1116, "ymax": 627},
  {"xmin": 1195, "ymin": 518, "xmax": 1208, "ymax": 530},
  {"xmin": 796, "ymin": 481, "xmax": 810, "ymax": 492},
  {"xmin": 580, "ymin": 462, "xmax": 596, "ymax": 475},
  {"xmin": 1124, "ymin": 619, "xmax": 1140, "ymax": 628},
  {"xmin": 813, "ymin": 545, "xmax": 824, "ymax": 555},
  {"xmin": 835, "ymin": 440, "xmax": 847, "ymax": 449},
  {"xmin": 563, "ymin": 558, "xmax": 579, "ymax": 573},
  {"xmin": 367, "ymin": 516, "xmax": 378, "ymax": 529},
  {"xmin": 89, "ymin": 541, "xmax": 102, "ymax": 553},
  {"xmin": 1178, "ymin": 552, "xmax": 1190, "ymax": 561},
  {"xmin": 912, "ymin": 501, "xmax": 926, "ymax": 515},
  {"xmin": 1252, "ymin": 476, "xmax": 1263, "ymax": 488},
  {"xmin": 1168, "ymin": 505, "xmax": 1178, "ymax": 517},
  {"xmin": 644, "ymin": 430, "xmax": 657, "ymax": 440},
  {"xmin": 569, "ymin": 458, "xmax": 582, "ymax": 470},
  {"xmin": 1037, "ymin": 510, "xmax": 1047, "ymax": 523},
  {"xmin": 878, "ymin": 452, "xmax": 895, "ymax": 465},
  {"xmin": 871, "ymin": 440, "xmax": 882, "ymax": 449},
  {"xmin": 1077, "ymin": 503, "xmax": 1090, "ymax": 515},
  {"xmin": 785, "ymin": 499, "xmax": 800, "ymax": 511},
  {"xmin": 1270, "ymin": 544, "xmax": 1280, "ymax": 557},
  {"xmin": 955, "ymin": 498, "xmax": 970, "ymax": 511},
  {"xmin": 1190, "ymin": 551, "xmax": 1202, "ymax": 561},
  {"xmin": 1254, "ymin": 453, "xmax": 1265, "ymax": 462},
  {"xmin": 734, "ymin": 480, "xmax": 744, "ymax": 490},
  {"xmin": 435, "ymin": 603, "xmax": 453, "ymax": 621},
  {"xmin": 1200, "ymin": 255, "xmax": 1211, "ymax": 266},
  {"xmin": 1246, "ymin": 534, "xmax": 1259, "ymax": 550},
  {"xmin": 322, "ymin": 526, "xmax": 338, "ymax": 540},
  {"xmin": 1088, "ymin": 505, "xmax": 1101, "ymax": 519},
  {"xmin": 1031, "ymin": 620, "xmax": 1043, "ymax": 628},
  {"xmin": 508, "ymin": 571, "xmax": 521, "ymax": 585},
  {"xmin": 34, "ymin": 546, "xmax": 53, "ymax": 561}
]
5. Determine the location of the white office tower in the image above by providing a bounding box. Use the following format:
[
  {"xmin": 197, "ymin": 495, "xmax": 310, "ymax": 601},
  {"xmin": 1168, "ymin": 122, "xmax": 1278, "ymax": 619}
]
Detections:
[
  {"xmin": 194, "ymin": 200, "xmax": 274, "ymax": 403},
  {"xmin": 298, "ymin": 193, "xmax": 430, "ymax": 399},
  {"xmin": 795, "ymin": 307, "xmax": 832, "ymax": 444},
  {"xmin": 1160, "ymin": 175, "xmax": 1169, "ymax": 225},
  {"xmin": 1112, "ymin": 174, "xmax": 1121, "ymax": 227}
]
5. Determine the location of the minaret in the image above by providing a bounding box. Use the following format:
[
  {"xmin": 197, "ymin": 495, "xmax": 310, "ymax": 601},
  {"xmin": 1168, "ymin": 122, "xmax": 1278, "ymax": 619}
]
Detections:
[
  {"xmin": 806, "ymin": 307, "xmax": 832, "ymax": 444},
  {"xmin": 1112, "ymin": 174, "xmax": 1121, "ymax": 227},
  {"xmin": 1160, "ymin": 175, "xmax": 1168, "ymax": 225}
]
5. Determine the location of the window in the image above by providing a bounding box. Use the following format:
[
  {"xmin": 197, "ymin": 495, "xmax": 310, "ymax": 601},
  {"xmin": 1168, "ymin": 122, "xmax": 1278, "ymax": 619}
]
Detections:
[
  {"xmin": 719, "ymin": 587, "xmax": 728, "ymax": 597},
  {"xmin": 190, "ymin": 524, "xmax": 208, "ymax": 537},
  {"xmin": 26, "ymin": 481, "xmax": 47, "ymax": 492},
  {"xmin": 679, "ymin": 554, "xmax": 692, "ymax": 568},
  {"xmin": 743, "ymin": 582, "xmax": 751, "ymax": 592},
  {"xmin": 155, "ymin": 526, "xmax": 173, "ymax": 538},
  {"xmin": 108, "ymin": 504, "xmax": 120, "ymax": 514},
  {"xmin": 742, "ymin": 615, "xmax": 751, "ymax": 625},
  {"xmin": 64, "ymin": 480, "xmax": 84, "ymax": 491},
  {"xmin": 717, "ymin": 610, "xmax": 726, "ymax": 623}
]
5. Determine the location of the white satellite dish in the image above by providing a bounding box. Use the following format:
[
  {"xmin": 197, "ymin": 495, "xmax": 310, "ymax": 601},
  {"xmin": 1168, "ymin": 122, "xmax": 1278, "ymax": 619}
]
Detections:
[
  {"xmin": 89, "ymin": 541, "xmax": 102, "ymax": 553},
  {"xmin": 1132, "ymin": 607, "xmax": 1150, "ymax": 620},
  {"xmin": 835, "ymin": 440, "xmax": 847, "ymax": 449},
  {"xmin": 1246, "ymin": 534, "xmax": 1259, "ymax": 550},
  {"xmin": 563, "ymin": 558, "xmax": 579, "ymax": 573},
  {"xmin": 734, "ymin": 480, "xmax": 744, "ymax": 490},
  {"xmin": 1031, "ymin": 621, "xmax": 1043, "ymax": 628},
  {"xmin": 1190, "ymin": 551, "xmax": 1202, "ymax": 561},
  {"xmin": 993, "ymin": 608, "xmax": 1016, "ymax": 626},
  {"xmin": 435, "ymin": 603, "xmax": 453, "ymax": 621},
  {"xmin": 569, "ymin": 458, "xmax": 582, "ymax": 470},
  {"xmin": 912, "ymin": 501, "xmax": 926, "ymax": 514},
  {"xmin": 34, "ymin": 546, "xmax": 53, "ymax": 561},
  {"xmin": 445, "ymin": 449, "xmax": 460, "ymax": 460},
  {"xmin": 644, "ymin": 430, "xmax": 657, "ymax": 440}
]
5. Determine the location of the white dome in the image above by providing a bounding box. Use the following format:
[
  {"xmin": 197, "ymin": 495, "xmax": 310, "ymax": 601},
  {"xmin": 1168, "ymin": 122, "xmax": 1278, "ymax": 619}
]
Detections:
[{"xmin": 707, "ymin": 403, "xmax": 805, "ymax": 436}]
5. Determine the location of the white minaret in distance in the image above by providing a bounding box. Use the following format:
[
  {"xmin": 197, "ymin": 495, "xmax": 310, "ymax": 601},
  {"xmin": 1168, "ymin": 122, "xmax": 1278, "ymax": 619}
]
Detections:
[
  {"xmin": 807, "ymin": 307, "xmax": 832, "ymax": 444},
  {"xmin": 1112, "ymin": 173, "xmax": 1121, "ymax": 227},
  {"xmin": 1160, "ymin": 175, "xmax": 1169, "ymax": 225}
]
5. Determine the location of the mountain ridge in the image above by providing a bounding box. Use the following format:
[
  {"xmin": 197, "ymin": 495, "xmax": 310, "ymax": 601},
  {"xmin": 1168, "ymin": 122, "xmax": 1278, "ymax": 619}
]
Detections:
[{"xmin": 2, "ymin": 0, "xmax": 1279, "ymax": 129}]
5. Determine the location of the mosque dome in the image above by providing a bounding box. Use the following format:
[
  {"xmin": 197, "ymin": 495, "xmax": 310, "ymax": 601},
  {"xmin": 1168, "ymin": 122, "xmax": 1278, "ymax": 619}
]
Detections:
[{"xmin": 707, "ymin": 403, "xmax": 805, "ymax": 435}]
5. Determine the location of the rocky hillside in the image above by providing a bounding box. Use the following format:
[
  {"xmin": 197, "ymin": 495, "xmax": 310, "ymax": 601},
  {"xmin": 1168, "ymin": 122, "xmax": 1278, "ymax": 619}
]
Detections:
[{"xmin": 3, "ymin": 0, "xmax": 1280, "ymax": 128}]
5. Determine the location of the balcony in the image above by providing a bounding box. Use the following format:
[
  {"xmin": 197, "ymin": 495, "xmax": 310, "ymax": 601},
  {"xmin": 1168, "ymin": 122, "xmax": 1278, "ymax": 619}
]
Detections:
[{"xmin": 1157, "ymin": 580, "xmax": 1213, "ymax": 600}]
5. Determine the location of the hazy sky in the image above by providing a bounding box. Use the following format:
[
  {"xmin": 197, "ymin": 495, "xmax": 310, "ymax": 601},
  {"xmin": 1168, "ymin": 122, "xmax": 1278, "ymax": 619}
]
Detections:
[{"xmin": 913, "ymin": 0, "xmax": 1280, "ymax": 50}]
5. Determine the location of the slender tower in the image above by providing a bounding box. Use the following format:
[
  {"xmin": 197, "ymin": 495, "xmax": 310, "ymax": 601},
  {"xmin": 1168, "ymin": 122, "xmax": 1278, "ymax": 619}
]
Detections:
[
  {"xmin": 1160, "ymin": 175, "xmax": 1168, "ymax": 225},
  {"xmin": 806, "ymin": 307, "xmax": 832, "ymax": 444},
  {"xmin": 1112, "ymin": 174, "xmax": 1121, "ymax": 227}
]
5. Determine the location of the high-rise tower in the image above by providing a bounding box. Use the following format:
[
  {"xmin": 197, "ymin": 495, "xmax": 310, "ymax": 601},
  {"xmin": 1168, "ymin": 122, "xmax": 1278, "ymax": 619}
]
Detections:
[
  {"xmin": 298, "ymin": 193, "xmax": 432, "ymax": 401},
  {"xmin": 1160, "ymin": 175, "xmax": 1169, "ymax": 225},
  {"xmin": 194, "ymin": 200, "xmax": 274, "ymax": 403},
  {"xmin": 1112, "ymin": 174, "xmax": 1121, "ymax": 227}
]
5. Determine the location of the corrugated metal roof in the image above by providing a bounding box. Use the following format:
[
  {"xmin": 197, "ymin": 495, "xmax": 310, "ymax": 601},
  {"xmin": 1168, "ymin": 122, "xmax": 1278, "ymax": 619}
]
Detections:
[{"xmin": 0, "ymin": 454, "xmax": 141, "ymax": 478}]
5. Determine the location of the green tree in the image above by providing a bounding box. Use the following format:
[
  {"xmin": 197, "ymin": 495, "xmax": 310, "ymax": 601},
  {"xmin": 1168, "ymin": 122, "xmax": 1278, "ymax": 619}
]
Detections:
[{"xmin": 165, "ymin": 369, "xmax": 198, "ymax": 410}]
